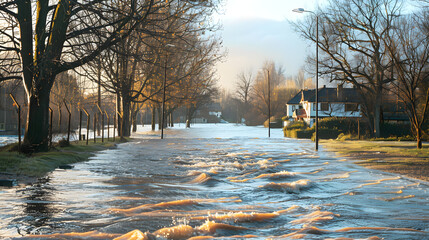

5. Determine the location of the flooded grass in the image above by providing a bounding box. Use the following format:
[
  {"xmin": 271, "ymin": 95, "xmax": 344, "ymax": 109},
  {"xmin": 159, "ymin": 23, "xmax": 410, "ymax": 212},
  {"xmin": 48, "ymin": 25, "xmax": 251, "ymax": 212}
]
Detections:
[
  {"xmin": 0, "ymin": 139, "xmax": 122, "ymax": 185},
  {"xmin": 321, "ymin": 140, "xmax": 429, "ymax": 181}
]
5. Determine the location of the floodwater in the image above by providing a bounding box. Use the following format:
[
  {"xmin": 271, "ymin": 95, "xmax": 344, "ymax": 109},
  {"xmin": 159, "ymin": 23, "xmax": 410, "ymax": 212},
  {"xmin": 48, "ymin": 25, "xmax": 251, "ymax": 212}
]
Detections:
[{"xmin": 0, "ymin": 124, "xmax": 428, "ymax": 240}]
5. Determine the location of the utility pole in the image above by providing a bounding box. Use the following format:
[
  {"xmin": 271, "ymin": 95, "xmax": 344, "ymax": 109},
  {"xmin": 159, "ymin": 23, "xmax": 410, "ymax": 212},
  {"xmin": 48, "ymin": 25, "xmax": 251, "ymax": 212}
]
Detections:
[{"xmin": 267, "ymin": 69, "xmax": 271, "ymax": 138}]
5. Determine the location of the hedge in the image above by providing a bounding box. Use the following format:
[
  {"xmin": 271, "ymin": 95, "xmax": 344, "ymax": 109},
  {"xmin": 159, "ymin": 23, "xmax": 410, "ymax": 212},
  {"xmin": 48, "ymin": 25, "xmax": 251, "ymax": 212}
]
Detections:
[
  {"xmin": 284, "ymin": 121, "xmax": 308, "ymax": 130},
  {"xmin": 283, "ymin": 117, "xmax": 413, "ymax": 140},
  {"xmin": 284, "ymin": 128, "xmax": 313, "ymax": 139},
  {"xmin": 311, "ymin": 128, "xmax": 342, "ymax": 140},
  {"xmin": 264, "ymin": 117, "xmax": 283, "ymax": 128}
]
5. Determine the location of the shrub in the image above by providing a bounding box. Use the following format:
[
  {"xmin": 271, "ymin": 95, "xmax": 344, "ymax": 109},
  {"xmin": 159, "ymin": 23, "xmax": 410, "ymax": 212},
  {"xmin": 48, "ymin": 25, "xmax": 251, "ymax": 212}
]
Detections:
[
  {"xmin": 285, "ymin": 121, "xmax": 308, "ymax": 130},
  {"xmin": 282, "ymin": 116, "xmax": 290, "ymax": 122},
  {"xmin": 336, "ymin": 133, "xmax": 358, "ymax": 141},
  {"xmin": 284, "ymin": 128, "xmax": 314, "ymax": 139},
  {"xmin": 58, "ymin": 139, "xmax": 70, "ymax": 147},
  {"xmin": 315, "ymin": 117, "xmax": 368, "ymax": 134},
  {"xmin": 297, "ymin": 129, "xmax": 314, "ymax": 139},
  {"xmin": 284, "ymin": 129, "xmax": 297, "ymax": 138},
  {"xmin": 311, "ymin": 128, "xmax": 341, "ymax": 140},
  {"xmin": 380, "ymin": 122, "xmax": 412, "ymax": 138},
  {"xmin": 264, "ymin": 117, "xmax": 283, "ymax": 128}
]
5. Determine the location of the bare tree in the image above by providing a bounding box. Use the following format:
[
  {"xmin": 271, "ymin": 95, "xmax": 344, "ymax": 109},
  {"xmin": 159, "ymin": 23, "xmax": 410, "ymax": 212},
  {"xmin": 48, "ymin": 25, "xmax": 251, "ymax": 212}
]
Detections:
[
  {"xmin": 252, "ymin": 61, "xmax": 286, "ymax": 121},
  {"xmin": 0, "ymin": 0, "xmax": 159, "ymax": 151},
  {"xmin": 50, "ymin": 71, "xmax": 83, "ymax": 133},
  {"xmin": 235, "ymin": 70, "xmax": 253, "ymax": 122},
  {"xmin": 292, "ymin": 0, "xmax": 403, "ymax": 137},
  {"xmin": 386, "ymin": 11, "xmax": 429, "ymax": 148},
  {"xmin": 82, "ymin": 0, "xmax": 222, "ymax": 137}
]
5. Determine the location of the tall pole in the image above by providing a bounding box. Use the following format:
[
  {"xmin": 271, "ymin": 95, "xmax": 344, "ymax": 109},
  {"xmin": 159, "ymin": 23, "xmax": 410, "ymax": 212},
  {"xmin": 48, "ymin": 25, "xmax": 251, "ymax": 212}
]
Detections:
[
  {"xmin": 79, "ymin": 110, "xmax": 82, "ymax": 141},
  {"xmin": 293, "ymin": 8, "xmax": 319, "ymax": 151},
  {"xmin": 267, "ymin": 69, "xmax": 271, "ymax": 138},
  {"xmin": 113, "ymin": 112, "xmax": 116, "ymax": 142},
  {"xmin": 315, "ymin": 15, "xmax": 319, "ymax": 151},
  {"xmin": 105, "ymin": 111, "xmax": 110, "ymax": 141},
  {"xmin": 49, "ymin": 107, "xmax": 53, "ymax": 148},
  {"xmin": 161, "ymin": 54, "xmax": 167, "ymax": 139}
]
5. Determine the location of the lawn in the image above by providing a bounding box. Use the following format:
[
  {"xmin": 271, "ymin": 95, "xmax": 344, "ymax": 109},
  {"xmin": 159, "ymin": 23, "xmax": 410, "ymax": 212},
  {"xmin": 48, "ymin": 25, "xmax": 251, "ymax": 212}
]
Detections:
[
  {"xmin": 0, "ymin": 139, "xmax": 121, "ymax": 186},
  {"xmin": 321, "ymin": 140, "xmax": 429, "ymax": 181}
]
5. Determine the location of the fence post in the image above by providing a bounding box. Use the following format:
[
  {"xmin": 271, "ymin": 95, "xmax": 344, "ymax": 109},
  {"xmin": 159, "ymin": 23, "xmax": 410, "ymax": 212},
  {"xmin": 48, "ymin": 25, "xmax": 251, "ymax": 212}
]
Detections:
[
  {"xmin": 105, "ymin": 111, "xmax": 110, "ymax": 141},
  {"xmin": 113, "ymin": 112, "xmax": 116, "ymax": 142},
  {"xmin": 63, "ymin": 100, "xmax": 71, "ymax": 143},
  {"xmin": 93, "ymin": 113, "xmax": 97, "ymax": 143},
  {"xmin": 49, "ymin": 107, "xmax": 53, "ymax": 148},
  {"xmin": 79, "ymin": 110, "xmax": 82, "ymax": 141},
  {"xmin": 83, "ymin": 108, "xmax": 90, "ymax": 145},
  {"xmin": 97, "ymin": 104, "xmax": 104, "ymax": 142},
  {"xmin": 9, "ymin": 94, "xmax": 21, "ymax": 152},
  {"xmin": 117, "ymin": 111, "xmax": 123, "ymax": 140}
]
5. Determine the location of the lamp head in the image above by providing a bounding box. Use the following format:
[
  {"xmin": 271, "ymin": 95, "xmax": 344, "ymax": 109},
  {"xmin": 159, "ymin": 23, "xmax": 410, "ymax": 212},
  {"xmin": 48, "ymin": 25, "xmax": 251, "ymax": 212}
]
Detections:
[{"xmin": 292, "ymin": 8, "xmax": 306, "ymax": 13}]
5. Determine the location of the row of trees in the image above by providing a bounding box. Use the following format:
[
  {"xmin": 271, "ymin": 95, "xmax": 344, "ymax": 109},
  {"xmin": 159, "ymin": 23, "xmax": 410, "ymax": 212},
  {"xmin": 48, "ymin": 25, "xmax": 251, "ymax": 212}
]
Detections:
[
  {"xmin": 221, "ymin": 61, "xmax": 313, "ymax": 125},
  {"xmin": 0, "ymin": 0, "xmax": 223, "ymax": 152},
  {"xmin": 292, "ymin": 0, "xmax": 429, "ymax": 148}
]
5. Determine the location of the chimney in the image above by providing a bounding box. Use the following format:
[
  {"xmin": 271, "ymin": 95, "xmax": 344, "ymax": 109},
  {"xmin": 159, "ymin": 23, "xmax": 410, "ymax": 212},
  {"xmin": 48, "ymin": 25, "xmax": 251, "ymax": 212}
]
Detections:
[{"xmin": 337, "ymin": 84, "xmax": 343, "ymax": 99}]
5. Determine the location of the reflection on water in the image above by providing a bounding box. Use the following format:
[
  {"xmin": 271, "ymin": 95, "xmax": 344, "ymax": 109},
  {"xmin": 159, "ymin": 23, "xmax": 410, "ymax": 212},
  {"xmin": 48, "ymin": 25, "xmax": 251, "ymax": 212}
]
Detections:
[{"xmin": 0, "ymin": 124, "xmax": 428, "ymax": 239}]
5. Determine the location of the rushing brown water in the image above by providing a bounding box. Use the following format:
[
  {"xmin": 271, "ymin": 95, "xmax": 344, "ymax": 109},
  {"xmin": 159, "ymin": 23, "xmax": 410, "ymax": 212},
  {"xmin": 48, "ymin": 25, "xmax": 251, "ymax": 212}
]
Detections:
[{"xmin": 0, "ymin": 124, "xmax": 428, "ymax": 239}]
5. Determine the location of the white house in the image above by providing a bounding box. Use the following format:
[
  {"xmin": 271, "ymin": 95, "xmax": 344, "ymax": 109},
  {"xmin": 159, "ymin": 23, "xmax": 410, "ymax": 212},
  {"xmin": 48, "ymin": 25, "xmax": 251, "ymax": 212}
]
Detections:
[{"xmin": 286, "ymin": 85, "xmax": 362, "ymax": 126}]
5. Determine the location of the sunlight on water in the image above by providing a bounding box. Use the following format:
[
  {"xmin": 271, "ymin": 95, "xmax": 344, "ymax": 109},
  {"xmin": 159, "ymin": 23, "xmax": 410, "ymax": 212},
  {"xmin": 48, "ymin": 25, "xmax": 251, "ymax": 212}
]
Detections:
[
  {"xmin": 259, "ymin": 179, "xmax": 312, "ymax": 192},
  {"xmin": 290, "ymin": 210, "xmax": 340, "ymax": 225},
  {"xmin": 357, "ymin": 176, "xmax": 402, "ymax": 188}
]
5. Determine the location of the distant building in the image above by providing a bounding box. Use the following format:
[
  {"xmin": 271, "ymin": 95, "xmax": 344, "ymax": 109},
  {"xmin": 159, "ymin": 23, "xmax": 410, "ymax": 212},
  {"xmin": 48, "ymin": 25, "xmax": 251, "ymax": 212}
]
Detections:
[
  {"xmin": 207, "ymin": 102, "xmax": 222, "ymax": 118},
  {"xmin": 194, "ymin": 102, "xmax": 223, "ymax": 124},
  {"xmin": 286, "ymin": 85, "xmax": 362, "ymax": 126},
  {"xmin": 286, "ymin": 84, "xmax": 410, "ymax": 127}
]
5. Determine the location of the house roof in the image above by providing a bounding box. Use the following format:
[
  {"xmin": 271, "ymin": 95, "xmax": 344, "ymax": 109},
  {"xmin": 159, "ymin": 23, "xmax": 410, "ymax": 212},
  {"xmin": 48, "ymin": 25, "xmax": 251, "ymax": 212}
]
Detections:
[
  {"xmin": 287, "ymin": 89, "xmax": 315, "ymax": 104},
  {"xmin": 312, "ymin": 87, "xmax": 361, "ymax": 103},
  {"xmin": 287, "ymin": 86, "xmax": 361, "ymax": 104}
]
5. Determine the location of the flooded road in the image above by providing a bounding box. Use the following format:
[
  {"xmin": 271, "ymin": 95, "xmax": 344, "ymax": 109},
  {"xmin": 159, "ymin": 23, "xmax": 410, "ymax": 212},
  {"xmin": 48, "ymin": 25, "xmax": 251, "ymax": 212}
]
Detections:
[{"xmin": 1, "ymin": 124, "xmax": 428, "ymax": 239}]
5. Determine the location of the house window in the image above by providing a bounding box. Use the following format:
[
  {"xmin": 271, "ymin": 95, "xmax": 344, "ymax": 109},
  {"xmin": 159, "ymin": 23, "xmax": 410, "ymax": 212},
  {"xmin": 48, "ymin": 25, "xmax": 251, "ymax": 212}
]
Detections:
[
  {"xmin": 320, "ymin": 103, "xmax": 329, "ymax": 111},
  {"xmin": 345, "ymin": 103, "xmax": 359, "ymax": 112},
  {"xmin": 292, "ymin": 105, "xmax": 296, "ymax": 111}
]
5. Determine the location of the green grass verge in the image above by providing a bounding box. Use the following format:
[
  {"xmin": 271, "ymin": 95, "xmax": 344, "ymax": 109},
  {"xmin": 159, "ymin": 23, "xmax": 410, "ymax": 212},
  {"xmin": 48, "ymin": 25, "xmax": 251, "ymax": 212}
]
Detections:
[
  {"xmin": 0, "ymin": 139, "xmax": 123, "ymax": 178},
  {"xmin": 322, "ymin": 140, "xmax": 429, "ymax": 157},
  {"xmin": 321, "ymin": 139, "xmax": 429, "ymax": 181}
]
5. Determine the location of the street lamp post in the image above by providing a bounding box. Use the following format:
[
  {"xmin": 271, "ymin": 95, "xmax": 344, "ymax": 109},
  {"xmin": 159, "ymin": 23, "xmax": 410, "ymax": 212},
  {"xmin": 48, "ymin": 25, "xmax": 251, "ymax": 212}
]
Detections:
[
  {"xmin": 161, "ymin": 44, "xmax": 175, "ymax": 139},
  {"xmin": 267, "ymin": 69, "xmax": 271, "ymax": 138},
  {"xmin": 293, "ymin": 8, "xmax": 319, "ymax": 151}
]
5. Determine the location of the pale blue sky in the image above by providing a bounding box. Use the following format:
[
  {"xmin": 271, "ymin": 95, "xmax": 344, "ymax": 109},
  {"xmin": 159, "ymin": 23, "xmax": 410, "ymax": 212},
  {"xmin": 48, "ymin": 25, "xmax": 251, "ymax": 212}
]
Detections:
[{"xmin": 215, "ymin": 0, "xmax": 324, "ymax": 90}]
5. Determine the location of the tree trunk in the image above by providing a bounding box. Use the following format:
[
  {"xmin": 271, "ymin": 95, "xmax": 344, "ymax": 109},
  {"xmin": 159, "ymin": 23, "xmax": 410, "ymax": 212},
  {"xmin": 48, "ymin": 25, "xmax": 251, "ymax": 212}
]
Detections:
[
  {"xmin": 416, "ymin": 127, "xmax": 423, "ymax": 149},
  {"xmin": 121, "ymin": 98, "xmax": 131, "ymax": 137},
  {"xmin": 186, "ymin": 107, "xmax": 194, "ymax": 128},
  {"xmin": 186, "ymin": 118, "xmax": 191, "ymax": 128},
  {"xmin": 157, "ymin": 107, "xmax": 162, "ymax": 130},
  {"xmin": 151, "ymin": 106, "xmax": 156, "ymax": 131},
  {"xmin": 24, "ymin": 89, "xmax": 51, "ymax": 152},
  {"xmin": 116, "ymin": 93, "xmax": 122, "ymax": 138},
  {"xmin": 132, "ymin": 111, "xmax": 137, "ymax": 132}
]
